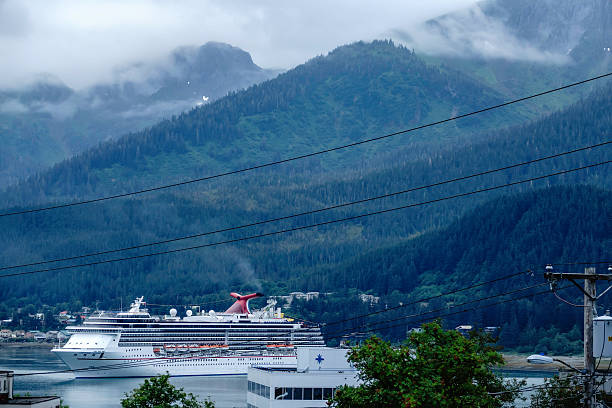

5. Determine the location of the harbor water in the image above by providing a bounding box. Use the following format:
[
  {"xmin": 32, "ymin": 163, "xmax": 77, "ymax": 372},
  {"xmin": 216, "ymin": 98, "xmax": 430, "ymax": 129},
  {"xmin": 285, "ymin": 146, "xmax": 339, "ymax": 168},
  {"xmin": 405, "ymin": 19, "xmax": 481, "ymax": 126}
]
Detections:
[
  {"xmin": 0, "ymin": 344, "xmax": 551, "ymax": 407},
  {"xmin": 0, "ymin": 344, "xmax": 246, "ymax": 408}
]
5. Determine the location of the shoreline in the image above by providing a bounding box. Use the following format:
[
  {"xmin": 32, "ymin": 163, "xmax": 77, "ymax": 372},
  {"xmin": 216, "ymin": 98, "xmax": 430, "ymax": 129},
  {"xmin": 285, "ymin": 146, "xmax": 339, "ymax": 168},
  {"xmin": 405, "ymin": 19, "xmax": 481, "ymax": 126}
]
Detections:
[
  {"xmin": 501, "ymin": 353, "xmax": 584, "ymax": 372},
  {"xmin": 0, "ymin": 345, "xmax": 591, "ymax": 373},
  {"xmin": 0, "ymin": 342, "xmax": 55, "ymax": 348}
]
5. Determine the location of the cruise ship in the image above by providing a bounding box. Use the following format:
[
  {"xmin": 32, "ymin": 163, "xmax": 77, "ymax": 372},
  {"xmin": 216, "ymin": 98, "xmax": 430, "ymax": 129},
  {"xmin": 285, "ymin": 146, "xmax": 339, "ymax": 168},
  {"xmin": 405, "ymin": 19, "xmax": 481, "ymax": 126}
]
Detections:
[{"xmin": 52, "ymin": 293, "xmax": 324, "ymax": 378}]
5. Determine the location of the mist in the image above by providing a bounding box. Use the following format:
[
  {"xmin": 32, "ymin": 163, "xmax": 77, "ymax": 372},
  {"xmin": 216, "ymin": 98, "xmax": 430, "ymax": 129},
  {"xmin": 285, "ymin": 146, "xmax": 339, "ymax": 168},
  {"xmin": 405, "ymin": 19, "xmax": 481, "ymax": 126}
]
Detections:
[
  {"xmin": 394, "ymin": 3, "xmax": 571, "ymax": 64},
  {"xmin": 0, "ymin": 0, "xmax": 478, "ymax": 90}
]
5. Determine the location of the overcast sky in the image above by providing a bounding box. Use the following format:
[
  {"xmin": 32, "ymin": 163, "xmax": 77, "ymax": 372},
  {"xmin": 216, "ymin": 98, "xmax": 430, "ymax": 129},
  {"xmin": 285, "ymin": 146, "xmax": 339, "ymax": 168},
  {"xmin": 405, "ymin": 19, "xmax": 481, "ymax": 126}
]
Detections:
[{"xmin": 0, "ymin": 0, "xmax": 480, "ymax": 90}]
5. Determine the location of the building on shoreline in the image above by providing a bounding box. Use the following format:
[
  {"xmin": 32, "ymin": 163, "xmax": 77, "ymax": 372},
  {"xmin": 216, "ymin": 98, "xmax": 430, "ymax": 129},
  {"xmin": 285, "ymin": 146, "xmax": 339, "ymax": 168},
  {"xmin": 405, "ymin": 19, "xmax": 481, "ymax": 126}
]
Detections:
[{"xmin": 246, "ymin": 347, "xmax": 359, "ymax": 408}]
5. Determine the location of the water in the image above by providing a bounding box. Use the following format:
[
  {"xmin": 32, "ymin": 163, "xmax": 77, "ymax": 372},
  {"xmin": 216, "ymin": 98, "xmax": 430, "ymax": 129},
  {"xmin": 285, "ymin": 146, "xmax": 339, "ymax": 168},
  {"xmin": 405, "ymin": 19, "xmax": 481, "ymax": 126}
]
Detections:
[
  {"xmin": 0, "ymin": 345, "xmax": 553, "ymax": 407},
  {"xmin": 499, "ymin": 370, "xmax": 552, "ymax": 407},
  {"xmin": 0, "ymin": 345, "xmax": 246, "ymax": 408}
]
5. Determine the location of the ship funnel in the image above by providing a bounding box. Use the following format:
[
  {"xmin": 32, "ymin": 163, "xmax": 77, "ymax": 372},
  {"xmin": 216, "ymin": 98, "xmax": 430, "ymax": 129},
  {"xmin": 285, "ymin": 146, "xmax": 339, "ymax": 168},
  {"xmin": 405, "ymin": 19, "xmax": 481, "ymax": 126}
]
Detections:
[{"xmin": 225, "ymin": 292, "xmax": 264, "ymax": 314}]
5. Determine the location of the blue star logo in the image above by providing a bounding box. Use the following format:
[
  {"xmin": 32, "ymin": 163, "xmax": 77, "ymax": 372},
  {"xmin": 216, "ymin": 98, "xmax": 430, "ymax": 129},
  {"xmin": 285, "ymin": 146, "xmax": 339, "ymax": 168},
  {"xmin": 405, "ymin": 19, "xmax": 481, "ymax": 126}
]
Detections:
[{"xmin": 315, "ymin": 354, "xmax": 325, "ymax": 364}]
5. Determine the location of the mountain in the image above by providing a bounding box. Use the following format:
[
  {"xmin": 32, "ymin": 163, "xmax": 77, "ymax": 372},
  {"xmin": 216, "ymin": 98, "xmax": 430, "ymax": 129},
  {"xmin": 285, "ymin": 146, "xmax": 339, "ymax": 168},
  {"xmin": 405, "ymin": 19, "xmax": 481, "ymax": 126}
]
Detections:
[
  {"xmin": 296, "ymin": 185, "xmax": 610, "ymax": 354},
  {"xmin": 0, "ymin": 42, "xmax": 277, "ymax": 188},
  {"xmin": 0, "ymin": 60, "xmax": 609, "ymax": 324},
  {"xmin": 0, "ymin": 39, "xmax": 609, "ymax": 351},
  {"xmin": 401, "ymin": 0, "xmax": 611, "ymax": 105},
  {"xmin": 483, "ymin": 0, "xmax": 611, "ymax": 65},
  {"xmin": 5, "ymin": 40, "xmax": 542, "ymax": 206}
]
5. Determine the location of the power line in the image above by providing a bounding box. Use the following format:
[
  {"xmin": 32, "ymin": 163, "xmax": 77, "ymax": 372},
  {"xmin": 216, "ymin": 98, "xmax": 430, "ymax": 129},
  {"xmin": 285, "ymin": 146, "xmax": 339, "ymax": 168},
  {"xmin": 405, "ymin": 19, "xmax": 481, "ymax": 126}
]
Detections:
[
  {"xmin": 321, "ymin": 261, "xmax": 609, "ymax": 328},
  {"xmin": 550, "ymin": 261, "xmax": 612, "ymax": 267},
  {"xmin": 323, "ymin": 269, "xmax": 532, "ymax": 327},
  {"xmin": 2, "ymin": 141, "xmax": 607, "ymax": 272},
  {"xmin": 0, "ymin": 160, "xmax": 608, "ymax": 279},
  {"xmin": 15, "ymin": 279, "xmax": 553, "ymax": 377},
  {"xmin": 323, "ymin": 282, "xmax": 548, "ymax": 338},
  {"xmin": 325, "ymin": 285, "xmax": 565, "ymax": 341},
  {"xmin": 1, "ymin": 72, "xmax": 609, "ymax": 219},
  {"xmin": 13, "ymin": 280, "xmax": 582, "ymax": 378},
  {"xmin": 298, "ymin": 262, "xmax": 607, "ymax": 328}
]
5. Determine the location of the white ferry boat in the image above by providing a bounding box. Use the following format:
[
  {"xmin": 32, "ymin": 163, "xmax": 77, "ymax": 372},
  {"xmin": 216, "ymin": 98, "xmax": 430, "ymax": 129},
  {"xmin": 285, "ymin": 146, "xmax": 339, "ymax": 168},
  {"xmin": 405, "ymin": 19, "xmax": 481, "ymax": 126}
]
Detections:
[{"xmin": 52, "ymin": 293, "xmax": 324, "ymax": 378}]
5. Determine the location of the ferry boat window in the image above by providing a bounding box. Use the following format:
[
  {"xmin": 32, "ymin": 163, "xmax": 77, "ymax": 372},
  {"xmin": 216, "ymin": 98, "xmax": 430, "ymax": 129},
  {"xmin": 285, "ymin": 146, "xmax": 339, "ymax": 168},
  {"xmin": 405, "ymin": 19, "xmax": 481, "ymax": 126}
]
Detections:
[
  {"xmin": 323, "ymin": 388, "xmax": 333, "ymax": 399},
  {"xmin": 293, "ymin": 387, "xmax": 303, "ymax": 400},
  {"xmin": 303, "ymin": 388, "xmax": 312, "ymax": 399},
  {"xmin": 313, "ymin": 388, "xmax": 323, "ymax": 400}
]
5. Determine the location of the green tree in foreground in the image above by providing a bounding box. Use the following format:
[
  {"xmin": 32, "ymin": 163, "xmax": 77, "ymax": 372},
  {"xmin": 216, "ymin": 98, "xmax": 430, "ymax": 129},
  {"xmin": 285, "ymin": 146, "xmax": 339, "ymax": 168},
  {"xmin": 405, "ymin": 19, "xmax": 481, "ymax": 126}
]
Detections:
[
  {"xmin": 331, "ymin": 321, "xmax": 524, "ymax": 407},
  {"xmin": 121, "ymin": 374, "xmax": 214, "ymax": 408}
]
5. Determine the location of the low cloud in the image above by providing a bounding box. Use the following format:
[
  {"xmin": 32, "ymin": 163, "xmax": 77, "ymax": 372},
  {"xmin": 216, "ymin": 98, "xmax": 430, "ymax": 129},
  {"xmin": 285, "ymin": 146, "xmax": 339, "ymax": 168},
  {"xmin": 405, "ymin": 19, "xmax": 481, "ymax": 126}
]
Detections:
[
  {"xmin": 0, "ymin": 0, "xmax": 575, "ymax": 99},
  {"xmin": 0, "ymin": 0, "xmax": 476, "ymax": 90},
  {"xmin": 0, "ymin": 99, "xmax": 28, "ymax": 114},
  {"xmin": 392, "ymin": 4, "xmax": 570, "ymax": 64},
  {"xmin": 34, "ymin": 99, "xmax": 79, "ymax": 120}
]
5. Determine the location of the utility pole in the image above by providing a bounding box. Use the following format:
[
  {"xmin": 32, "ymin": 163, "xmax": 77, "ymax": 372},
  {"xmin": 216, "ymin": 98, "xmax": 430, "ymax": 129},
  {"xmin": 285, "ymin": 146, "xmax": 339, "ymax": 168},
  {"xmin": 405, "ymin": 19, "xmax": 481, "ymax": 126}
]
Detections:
[
  {"xmin": 584, "ymin": 267, "xmax": 596, "ymax": 408},
  {"xmin": 545, "ymin": 266, "xmax": 612, "ymax": 408}
]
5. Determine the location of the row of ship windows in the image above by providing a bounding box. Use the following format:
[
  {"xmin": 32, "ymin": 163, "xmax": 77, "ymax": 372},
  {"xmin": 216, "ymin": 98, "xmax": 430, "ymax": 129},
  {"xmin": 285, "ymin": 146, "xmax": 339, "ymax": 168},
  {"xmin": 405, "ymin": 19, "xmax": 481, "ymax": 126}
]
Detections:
[
  {"xmin": 89, "ymin": 331, "xmax": 315, "ymax": 335},
  {"xmin": 73, "ymin": 329, "xmax": 321, "ymax": 336},
  {"xmin": 117, "ymin": 331, "xmax": 314, "ymax": 335},
  {"xmin": 150, "ymin": 358, "xmax": 283, "ymax": 366},
  {"xmin": 81, "ymin": 324, "xmax": 301, "ymax": 328},
  {"xmin": 118, "ymin": 357, "xmax": 283, "ymax": 362},
  {"xmin": 118, "ymin": 336, "xmax": 320, "ymax": 340},
  {"xmin": 248, "ymin": 382, "xmax": 335, "ymax": 401},
  {"xmin": 118, "ymin": 338, "xmax": 320, "ymax": 342},
  {"xmin": 76, "ymin": 329, "xmax": 308, "ymax": 333},
  {"xmin": 119, "ymin": 337, "xmax": 311, "ymax": 340},
  {"xmin": 119, "ymin": 340, "xmax": 323, "ymax": 347},
  {"xmin": 78, "ymin": 326, "xmax": 308, "ymax": 333}
]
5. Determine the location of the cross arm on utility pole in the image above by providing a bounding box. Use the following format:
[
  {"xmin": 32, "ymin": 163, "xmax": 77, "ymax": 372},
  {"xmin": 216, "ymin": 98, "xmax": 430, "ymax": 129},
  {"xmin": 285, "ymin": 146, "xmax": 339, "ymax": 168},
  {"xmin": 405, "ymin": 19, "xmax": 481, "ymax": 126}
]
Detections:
[
  {"xmin": 544, "ymin": 273, "xmax": 612, "ymax": 281},
  {"xmin": 545, "ymin": 272, "xmax": 612, "ymax": 300}
]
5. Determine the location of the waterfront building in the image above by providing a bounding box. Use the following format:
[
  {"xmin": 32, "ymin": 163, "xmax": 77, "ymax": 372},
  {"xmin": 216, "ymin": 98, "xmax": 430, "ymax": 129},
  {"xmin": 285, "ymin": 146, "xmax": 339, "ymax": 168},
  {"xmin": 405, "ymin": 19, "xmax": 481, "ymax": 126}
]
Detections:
[{"xmin": 246, "ymin": 347, "xmax": 359, "ymax": 408}]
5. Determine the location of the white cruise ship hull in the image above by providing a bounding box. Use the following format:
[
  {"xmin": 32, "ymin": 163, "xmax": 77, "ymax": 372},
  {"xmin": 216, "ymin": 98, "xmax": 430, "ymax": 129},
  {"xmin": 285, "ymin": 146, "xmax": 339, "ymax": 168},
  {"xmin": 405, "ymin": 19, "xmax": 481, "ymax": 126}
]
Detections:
[{"xmin": 53, "ymin": 347, "xmax": 297, "ymax": 378}]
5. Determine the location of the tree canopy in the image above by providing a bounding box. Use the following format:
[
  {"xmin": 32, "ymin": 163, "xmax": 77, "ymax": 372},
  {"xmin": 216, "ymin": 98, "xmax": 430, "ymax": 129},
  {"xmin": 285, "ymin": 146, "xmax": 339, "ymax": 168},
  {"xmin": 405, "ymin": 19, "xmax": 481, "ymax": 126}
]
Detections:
[
  {"xmin": 331, "ymin": 322, "xmax": 523, "ymax": 407},
  {"xmin": 121, "ymin": 374, "xmax": 214, "ymax": 408}
]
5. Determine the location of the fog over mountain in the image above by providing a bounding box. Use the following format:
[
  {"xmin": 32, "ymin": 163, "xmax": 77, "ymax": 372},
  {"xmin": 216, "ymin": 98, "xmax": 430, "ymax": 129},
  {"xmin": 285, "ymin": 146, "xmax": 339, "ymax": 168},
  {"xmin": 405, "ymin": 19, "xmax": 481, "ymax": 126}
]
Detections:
[
  {"xmin": 0, "ymin": 42, "xmax": 275, "ymax": 120},
  {"xmin": 0, "ymin": 0, "xmax": 475, "ymax": 90},
  {"xmin": 396, "ymin": 0, "xmax": 611, "ymax": 65},
  {"xmin": 0, "ymin": 42, "xmax": 277, "ymax": 187},
  {"xmin": 0, "ymin": 0, "xmax": 609, "ymax": 188}
]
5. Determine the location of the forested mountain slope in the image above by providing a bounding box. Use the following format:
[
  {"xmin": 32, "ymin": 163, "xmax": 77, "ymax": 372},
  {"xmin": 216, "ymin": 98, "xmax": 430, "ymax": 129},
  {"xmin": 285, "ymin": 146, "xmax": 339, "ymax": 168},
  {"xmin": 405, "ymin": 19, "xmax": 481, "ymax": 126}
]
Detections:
[
  {"xmin": 296, "ymin": 185, "xmax": 610, "ymax": 353},
  {"xmin": 0, "ymin": 77, "xmax": 608, "ymax": 320},
  {"xmin": 4, "ymin": 40, "xmax": 528, "ymax": 206}
]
